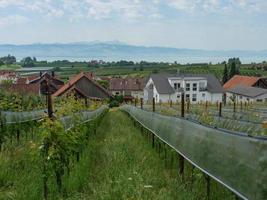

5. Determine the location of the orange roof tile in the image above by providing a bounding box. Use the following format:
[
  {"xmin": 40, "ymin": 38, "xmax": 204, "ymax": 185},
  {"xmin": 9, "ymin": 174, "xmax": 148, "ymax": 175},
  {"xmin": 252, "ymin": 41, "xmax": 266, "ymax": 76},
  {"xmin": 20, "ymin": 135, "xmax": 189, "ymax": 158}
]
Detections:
[
  {"xmin": 53, "ymin": 72, "xmax": 110, "ymax": 97},
  {"xmin": 223, "ymin": 75, "xmax": 261, "ymax": 90}
]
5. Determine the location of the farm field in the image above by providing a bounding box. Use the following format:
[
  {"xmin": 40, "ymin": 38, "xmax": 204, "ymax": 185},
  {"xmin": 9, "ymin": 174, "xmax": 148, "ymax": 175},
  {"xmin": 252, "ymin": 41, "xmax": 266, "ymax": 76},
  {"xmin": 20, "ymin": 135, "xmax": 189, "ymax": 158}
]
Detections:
[
  {"xmin": 0, "ymin": 105, "xmax": 236, "ymax": 200},
  {"xmin": 65, "ymin": 109, "xmax": 234, "ymax": 200}
]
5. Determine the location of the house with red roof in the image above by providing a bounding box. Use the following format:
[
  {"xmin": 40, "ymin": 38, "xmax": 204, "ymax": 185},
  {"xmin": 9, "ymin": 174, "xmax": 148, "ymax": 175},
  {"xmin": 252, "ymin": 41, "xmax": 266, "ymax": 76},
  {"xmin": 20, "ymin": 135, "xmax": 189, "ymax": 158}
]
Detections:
[
  {"xmin": 109, "ymin": 77, "xmax": 145, "ymax": 100},
  {"xmin": 53, "ymin": 72, "xmax": 111, "ymax": 100},
  {"xmin": 223, "ymin": 75, "xmax": 267, "ymax": 102}
]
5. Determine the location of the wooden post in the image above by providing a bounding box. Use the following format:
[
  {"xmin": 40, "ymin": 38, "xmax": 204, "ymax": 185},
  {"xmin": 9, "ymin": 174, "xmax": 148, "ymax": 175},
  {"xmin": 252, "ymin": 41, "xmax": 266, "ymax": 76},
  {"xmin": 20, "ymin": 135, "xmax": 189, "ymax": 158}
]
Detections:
[
  {"xmin": 205, "ymin": 101, "xmax": 208, "ymax": 110},
  {"xmin": 186, "ymin": 100, "xmax": 190, "ymax": 113},
  {"xmin": 170, "ymin": 100, "xmax": 172, "ymax": 108},
  {"xmin": 134, "ymin": 98, "xmax": 137, "ymax": 107},
  {"xmin": 219, "ymin": 102, "xmax": 222, "ymax": 117},
  {"xmin": 84, "ymin": 98, "xmax": 88, "ymax": 107},
  {"xmin": 152, "ymin": 134, "xmax": 155, "ymax": 148},
  {"xmin": 16, "ymin": 129, "xmax": 20, "ymax": 144},
  {"xmin": 181, "ymin": 92, "xmax": 185, "ymax": 118},
  {"xmin": 233, "ymin": 101, "xmax": 236, "ymax": 113},
  {"xmin": 152, "ymin": 97, "xmax": 155, "ymax": 112},
  {"xmin": 206, "ymin": 175, "xmax": 211, "ymax": 200},
  {"xmin": 141, "ymin": 98, "xmax": 143, "ymax": 110},
  {"xmin": 179, "ymin": 154, "xmax": 184, "ymax": 180},
  {"xmin": 46, "ymin": 80, "xmax": 53, "ymax": 119},
  {"xmin": 240, "ymin": 101, "xmax": 243, "ymax": 111}
]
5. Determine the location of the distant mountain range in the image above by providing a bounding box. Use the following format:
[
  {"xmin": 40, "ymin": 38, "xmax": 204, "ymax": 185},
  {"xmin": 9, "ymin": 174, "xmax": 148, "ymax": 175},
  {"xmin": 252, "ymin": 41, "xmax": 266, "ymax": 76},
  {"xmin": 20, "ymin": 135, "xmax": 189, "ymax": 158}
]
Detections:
[{"xmin": 0, "ymin": 41, "xmax": 266, "ymax": 63}]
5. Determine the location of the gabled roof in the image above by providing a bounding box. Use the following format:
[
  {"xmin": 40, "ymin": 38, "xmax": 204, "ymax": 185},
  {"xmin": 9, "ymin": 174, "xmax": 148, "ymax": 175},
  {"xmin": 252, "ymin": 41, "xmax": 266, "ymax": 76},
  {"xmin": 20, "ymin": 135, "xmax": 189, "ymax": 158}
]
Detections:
[
  {"xmin": 29, "ymin": 72, "xmax": 64, "ymax": 85},
  {"xmin": 149, "ymin": 73, "xmax": 224, "ymax": 94},
  {"xmin": 53, "ymin": 72, "xmax": 110, "ymax": 97},
  {"xmin": 150, "ymin": 74, "xmax": 175, "ymax": 94},
  {"xmin": 223, "ymin": 75, "xmax": 261, "ymax": 90},
  {"xmin": 109, "ymin": 77, "xmax": 145, "ymax": 91},
  {"xmin": 227, "ymin": 85, "xmax": 267, "ymax": 98},
  {"xmin": 0, "ymin": 83, "xmax": 40, "ymax": 95}
]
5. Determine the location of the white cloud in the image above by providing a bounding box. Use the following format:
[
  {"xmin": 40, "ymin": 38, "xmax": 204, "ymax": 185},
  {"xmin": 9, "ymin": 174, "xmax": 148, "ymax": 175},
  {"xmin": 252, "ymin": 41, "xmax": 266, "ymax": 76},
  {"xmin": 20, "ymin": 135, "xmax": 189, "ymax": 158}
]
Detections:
[{"xmin": 0, "ymin": 14, "xmax": 29, "ymax": 27}]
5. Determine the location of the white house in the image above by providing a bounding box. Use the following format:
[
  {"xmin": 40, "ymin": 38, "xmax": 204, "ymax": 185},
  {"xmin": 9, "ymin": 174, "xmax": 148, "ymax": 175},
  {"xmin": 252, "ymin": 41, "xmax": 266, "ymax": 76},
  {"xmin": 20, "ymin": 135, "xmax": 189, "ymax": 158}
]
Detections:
[
  {"xmin": 226, "ymin": 86, "xmax": 267, "ymax": 103},
  {"xmin": 144, "ymin": 73, "xmax": 224, "ymax": 104}
]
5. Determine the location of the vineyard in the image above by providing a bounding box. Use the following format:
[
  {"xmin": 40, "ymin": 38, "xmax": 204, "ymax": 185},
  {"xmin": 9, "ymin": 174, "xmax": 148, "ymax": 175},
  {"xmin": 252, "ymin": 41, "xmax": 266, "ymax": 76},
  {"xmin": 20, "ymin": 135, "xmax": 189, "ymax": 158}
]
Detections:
[{"xmin": 0, "ymin": 94, "xmax": 267, "ymax": 199}]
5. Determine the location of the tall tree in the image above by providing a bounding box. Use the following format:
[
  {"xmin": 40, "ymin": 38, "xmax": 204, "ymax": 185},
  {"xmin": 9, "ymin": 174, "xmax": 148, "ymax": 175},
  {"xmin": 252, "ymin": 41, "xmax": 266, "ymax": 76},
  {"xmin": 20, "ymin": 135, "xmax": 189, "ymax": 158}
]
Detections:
[
  {"xmin": 229, "ymin": 61, "xmax": 236, "ymax": 79},
  {"xmin": 222, "ymin": 63, "xmax": 228, "ymax": 84}
]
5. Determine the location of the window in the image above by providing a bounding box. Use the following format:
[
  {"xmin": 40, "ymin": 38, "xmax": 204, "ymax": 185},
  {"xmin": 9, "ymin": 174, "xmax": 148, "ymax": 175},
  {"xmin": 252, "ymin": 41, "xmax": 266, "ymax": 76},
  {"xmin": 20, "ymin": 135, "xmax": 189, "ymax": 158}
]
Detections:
[
  {"xmin": 193, "ymin": 83, "xmax": 197, "ymax": 91},
  {"xmin": 257, "ymin": 99, "xmax": 263, "ymax": 102},
  {"xmin": 192, "ymin": 94, "xmax": 197, "ymax": 102},
  {"xmin": 202, "ymin": 93, "xmax": 205, "ymax": 97},
  {"xmin": 174, "ymin": 83, "xmax": 181, "ymax": 90},
  {"xmin": 186, "ymin": 83, "xmax": 190, "ymax": 91},
  {"xmin": 177, "ymin": 95, "xmax": 180, "ymax": 98},
  {"xmin": 186, "ymin": 94, "xmax": 190, "ymax": 101},
  {"xmin": 199, "ymin": 82, "xmax": 206, "ymax": 91},
  {"xmin": 239, "ymin": 95, "xmax": 243, "ymax": 99},
  {"xmin": 116, "ymin": 92, "xmax": 120, "ymax": 95}
]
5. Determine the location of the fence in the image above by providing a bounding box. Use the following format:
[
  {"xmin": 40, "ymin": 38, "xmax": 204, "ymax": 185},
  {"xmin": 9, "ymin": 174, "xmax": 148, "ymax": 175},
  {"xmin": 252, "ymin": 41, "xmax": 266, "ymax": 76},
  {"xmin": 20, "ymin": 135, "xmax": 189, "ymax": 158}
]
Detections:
[{"xmin": 121, "ymin": 105, "xmax": 267, "ymax": 200}]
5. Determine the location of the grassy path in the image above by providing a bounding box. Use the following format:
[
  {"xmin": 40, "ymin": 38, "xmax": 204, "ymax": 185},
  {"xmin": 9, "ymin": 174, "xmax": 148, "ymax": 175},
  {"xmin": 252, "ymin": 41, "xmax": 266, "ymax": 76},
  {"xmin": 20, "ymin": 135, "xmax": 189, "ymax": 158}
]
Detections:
[
  {"xmin": 67, "ymin": 109, "xmax": 233, "ymax": 200},
  {"xmin": 67, "ymin": 109, "xmax": 192, "ymax": 200}
]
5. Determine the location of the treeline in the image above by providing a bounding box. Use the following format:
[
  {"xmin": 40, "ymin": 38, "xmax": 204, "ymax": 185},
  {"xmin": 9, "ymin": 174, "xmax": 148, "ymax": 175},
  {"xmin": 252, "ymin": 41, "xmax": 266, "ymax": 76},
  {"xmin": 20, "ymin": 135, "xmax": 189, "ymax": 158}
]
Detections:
[
  {"xmin": 0, "ymin": 55, "xmax": 16, "ymax": 65},
  {"xmin": 222, "ymin": 58, "xmax": 242, "ymax": 84}
]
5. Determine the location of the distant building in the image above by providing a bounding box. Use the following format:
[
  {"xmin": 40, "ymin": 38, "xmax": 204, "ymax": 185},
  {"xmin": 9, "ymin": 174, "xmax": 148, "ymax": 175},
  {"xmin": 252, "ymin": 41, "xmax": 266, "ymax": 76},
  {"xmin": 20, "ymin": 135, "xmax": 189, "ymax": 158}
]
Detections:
[
  {"xmin": 0, "ymin": 83, "xmax": 40, "ymax": 95},
  {"xmin": 0, "ymin": 71, "xmax": 18, "ymax": 84},
  {"xmin": 144, "ymin": 73, "xmax": 224, "ymax": 103},
  {"xmin": 226, "ymin": 85, "xmax": 267, "ymax": 103},
  {"xmin": 109, "ymin": 77, "xmax": 145, "ymax": 100},
  {"xmin": 53, "ymin": 72, "xmax": 111, "ymax": 100},
  {"xmin": 223, "ymin": 75, "xmax": 267, "ymax": 90},
  {"xmin": 223, "ymin": 75, "xmax": 267, "ymax": 102}
]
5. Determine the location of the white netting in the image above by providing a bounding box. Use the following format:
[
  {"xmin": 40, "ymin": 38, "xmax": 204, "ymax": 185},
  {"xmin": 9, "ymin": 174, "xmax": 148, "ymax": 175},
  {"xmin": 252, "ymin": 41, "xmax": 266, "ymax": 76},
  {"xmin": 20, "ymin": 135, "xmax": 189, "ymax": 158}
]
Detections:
[{"xmin": 121, "ymin": 105, "xmax": 267, "ymax": 200}]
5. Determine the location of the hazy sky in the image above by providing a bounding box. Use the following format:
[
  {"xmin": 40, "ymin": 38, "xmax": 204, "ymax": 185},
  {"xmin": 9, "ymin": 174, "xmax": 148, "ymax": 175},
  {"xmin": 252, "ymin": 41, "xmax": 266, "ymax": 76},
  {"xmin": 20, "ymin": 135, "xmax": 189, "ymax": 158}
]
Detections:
[{"xmin": 0, "ymin": 0, "xmax": 267, "ymax": 50}]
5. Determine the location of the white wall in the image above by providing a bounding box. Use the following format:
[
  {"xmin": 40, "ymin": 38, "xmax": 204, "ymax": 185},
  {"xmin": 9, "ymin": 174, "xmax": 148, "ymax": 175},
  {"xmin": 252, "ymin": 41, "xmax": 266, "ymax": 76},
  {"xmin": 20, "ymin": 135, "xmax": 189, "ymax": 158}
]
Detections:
[{"xmin": 226, "ymin": 92, "xmax": 267, "ymax": 103}]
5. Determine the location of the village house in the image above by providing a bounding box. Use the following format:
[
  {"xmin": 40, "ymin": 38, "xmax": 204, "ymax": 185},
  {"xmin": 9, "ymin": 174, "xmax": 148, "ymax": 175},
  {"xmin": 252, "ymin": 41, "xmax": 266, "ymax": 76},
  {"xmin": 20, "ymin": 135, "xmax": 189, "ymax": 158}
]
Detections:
[
  {"xmin": 0, "ymin": 71, "xmax": 18, "ymax": 84},
  {"xmin": 144, "ymin": 73, "xmax": 224, "ymax": 104},
  {"xmin": 109, "ymin": 77, "xmax": 145, "ymax": 100},
  {"xmin": 53, "ymin": 72, "xmax": 111, "ymax": 100},
  {"xmin": 223, "ymin": 75, "xmax": 267, "ymax": 102}
]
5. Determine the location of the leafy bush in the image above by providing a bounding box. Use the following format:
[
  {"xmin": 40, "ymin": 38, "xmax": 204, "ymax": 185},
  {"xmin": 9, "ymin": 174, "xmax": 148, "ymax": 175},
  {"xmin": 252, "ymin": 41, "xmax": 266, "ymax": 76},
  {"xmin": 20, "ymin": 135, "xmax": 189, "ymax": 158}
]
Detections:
[{"xmin": 109, "ymin": 100, "xmax": 119, "ymax": 108}]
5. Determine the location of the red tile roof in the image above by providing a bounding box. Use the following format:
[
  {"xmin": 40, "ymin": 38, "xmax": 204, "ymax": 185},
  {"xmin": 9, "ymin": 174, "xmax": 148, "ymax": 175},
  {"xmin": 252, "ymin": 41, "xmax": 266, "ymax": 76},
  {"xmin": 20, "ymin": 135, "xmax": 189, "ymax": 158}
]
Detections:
[
  {"xmin": 223, "ymin": 75, "xmax": 261, "ymax": 90},
  {"xmin": 0, "ymin": 83, "xmax": 40, "ymax": 95},
  {"xmin": 53, "ymin": 72, "xmax": 110, "ymax": 97},
  {"xmin": 109, "ymin": 77, "xmax": 145, "ymax": 91}
]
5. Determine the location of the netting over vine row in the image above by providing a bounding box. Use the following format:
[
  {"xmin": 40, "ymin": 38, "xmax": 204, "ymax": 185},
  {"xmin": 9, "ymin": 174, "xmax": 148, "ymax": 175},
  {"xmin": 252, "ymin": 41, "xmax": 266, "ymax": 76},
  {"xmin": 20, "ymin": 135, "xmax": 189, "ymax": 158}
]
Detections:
[
  {"xmin": 121, "ymin": 105, "xmax": 267, "ymax": 200},
  {"xmin": 60, "ymin": 105, "xmax": 108, "ymax": 130},
  {"xmin": 0, "ymin": 110, "xmax": 46, "ymax": 124}
]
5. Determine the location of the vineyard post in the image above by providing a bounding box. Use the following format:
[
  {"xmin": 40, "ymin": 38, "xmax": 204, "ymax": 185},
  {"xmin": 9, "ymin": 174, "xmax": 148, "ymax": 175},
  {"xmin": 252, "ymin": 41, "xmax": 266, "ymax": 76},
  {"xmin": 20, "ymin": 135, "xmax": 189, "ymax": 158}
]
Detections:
[
  {"xmin": 152, "ymin": 97, "xmax": 155, "ymax": 112},
  {"xmin": 206, "ymin": 175, "xmax": 211, "ymax": 200},
  {"xmin": 141, "ymin": 98, "xmax": 143, "ymax": 110},
  {"xmin": 233, "ymin": 101, "xmax": 236, "ymax": 113},
  {"xmin": 186, "ymin": 100, "xmax": 190, "ymax": 113},
  {"xmin": 43, "ymin": 79, "xmax": 54, "ymax": 200},
  {"xmin": 205, "ymin": 100, "xmax": 208, "ymax": 110},
  {"xmin": 219, "ymin": 102, "xmax": 222, "ymax": 117},
  {"xmin": 134, "ymin": 98, "xmax": 137, "ymax": 107},
  {"xmin": 181, "ymin": 92, "xmax": 185, "ymax": 117},
  {"xmin": 179, "ymin": 91, "xmax": 185, "ymax": 179},
  {"xmin": 240, "ymin": 101, "xmax": 243, "ymax": 111},
  {"xmin": 170, "ymin": 100, "xmax": 172, "ymax": 108}
]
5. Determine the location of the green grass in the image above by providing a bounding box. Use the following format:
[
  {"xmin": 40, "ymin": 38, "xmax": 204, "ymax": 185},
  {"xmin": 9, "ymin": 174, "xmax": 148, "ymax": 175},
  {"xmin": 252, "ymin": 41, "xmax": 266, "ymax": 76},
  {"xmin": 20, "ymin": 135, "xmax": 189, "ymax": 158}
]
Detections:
[
  {"xmin": 0, "ymin": 64, "xmax": 21, "ymax": 70},
  {"xmin": 66, "ymin": 109, "xmax": 234, "ymax": 200}
]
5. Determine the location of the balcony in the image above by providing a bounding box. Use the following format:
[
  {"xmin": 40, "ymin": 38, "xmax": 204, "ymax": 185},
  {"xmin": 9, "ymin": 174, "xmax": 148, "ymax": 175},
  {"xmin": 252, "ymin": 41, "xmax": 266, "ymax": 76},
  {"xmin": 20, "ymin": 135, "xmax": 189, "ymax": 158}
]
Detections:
[{"xmin": 199, "ymin": 87, "xmax": 207, "ymax": 91}]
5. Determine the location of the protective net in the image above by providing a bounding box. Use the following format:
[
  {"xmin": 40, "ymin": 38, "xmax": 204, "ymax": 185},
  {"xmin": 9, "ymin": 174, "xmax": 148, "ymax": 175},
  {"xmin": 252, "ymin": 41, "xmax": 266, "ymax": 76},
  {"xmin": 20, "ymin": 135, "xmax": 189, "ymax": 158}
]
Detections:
[
  {"xmin": 121, "ymin": 105, "xmax": 267, "ymax": 200},
  {"xmin": 0, "ymin": 110, "xmax": 46, "ymax": 124},
  {"xmin": 60, "ymin": 105, "xmax": 108, "ymax": 130}
]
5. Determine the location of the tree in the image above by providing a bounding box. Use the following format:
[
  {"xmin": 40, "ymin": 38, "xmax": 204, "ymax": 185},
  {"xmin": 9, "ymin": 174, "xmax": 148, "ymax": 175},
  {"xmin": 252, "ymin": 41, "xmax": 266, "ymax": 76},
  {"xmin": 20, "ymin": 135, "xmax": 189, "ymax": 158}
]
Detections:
[
  {"xmin": 0, "ymin": 54, "xmax": 16, "ymax": 65},
  {"xmin": 21, "ymin": 57, "xmax": 35, "ymax": 67},
  {"xmin": 0, "ymin": 60, "xmax": 4, "ymax": 66},
  {"xmin": 229, "ymin": 61, "xmax": 236, "ymax": 79},
  {"xmin": 222, "ymin": 64, "xmax": 228, "ymax": 84}
]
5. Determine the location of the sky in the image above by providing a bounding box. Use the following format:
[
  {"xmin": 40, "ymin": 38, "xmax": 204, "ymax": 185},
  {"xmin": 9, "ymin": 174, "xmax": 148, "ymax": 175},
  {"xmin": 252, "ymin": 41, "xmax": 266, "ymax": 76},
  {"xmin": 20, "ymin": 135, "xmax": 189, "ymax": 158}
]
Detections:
[{"xmin": 0, "ymin": 0, "xmax": 267, "ymax": 50}]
